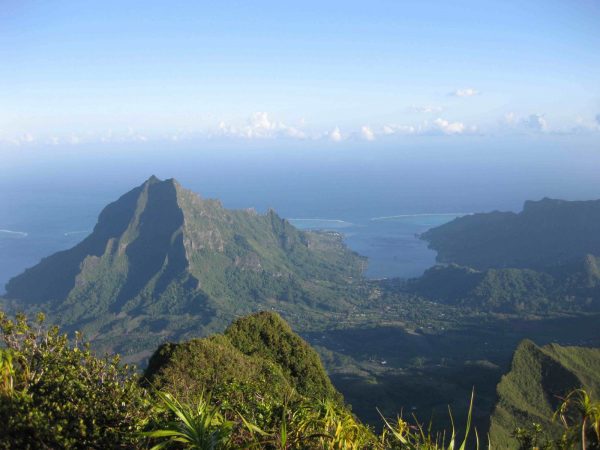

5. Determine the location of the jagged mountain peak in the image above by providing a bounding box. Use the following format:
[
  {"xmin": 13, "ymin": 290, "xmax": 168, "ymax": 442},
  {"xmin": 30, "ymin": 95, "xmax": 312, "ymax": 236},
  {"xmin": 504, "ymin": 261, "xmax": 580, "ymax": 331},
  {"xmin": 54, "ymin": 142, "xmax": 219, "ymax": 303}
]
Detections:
[
  {"xmin": 5, "ymin": 177, "xmax": 230, "ymax": 305},
  {"xmin": 146, "ymin": 174, "xmax": 161, "ymax": 183},
  {"xmin": 5, "ymin": 177, "xmax": 365, "ymax": 359}
]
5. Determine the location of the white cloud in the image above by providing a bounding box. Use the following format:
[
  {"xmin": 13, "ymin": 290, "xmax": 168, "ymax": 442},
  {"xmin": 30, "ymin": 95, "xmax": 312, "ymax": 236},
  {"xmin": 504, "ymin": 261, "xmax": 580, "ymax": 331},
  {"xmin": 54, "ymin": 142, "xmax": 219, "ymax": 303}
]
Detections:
[
  {"xmin": 217, "ymin": 112, "xmax": 306, "ymax": 139},
  {"xmin": 432, "ymin": 118, "xmax": 467, "ymax": 134},
  {"xmin": 382, "ymin": 124, "xmax": 416, "ymax": 135},
  {"xmin": 0, "ymin": 133, "xmax": 36, "ymax": 146},
  {"xmin": 284, "ymin": 126, "xmax": 306, "ymax": 139},
  {"xmin": 504, "ymin": 112, "xmax": 517, "ymax": 125},
  {"xmin": 451, "ymin": 88, "xmax": 479, "ymax": 97},
  {"xmin": 499, "ymin": 112, "xmax": 600, "ymax": 134},
  {"xmin": 329, "ymin": 127, "xmax": 342, "ymax": 142},
  {"xmin": 370, "ymin": 119, "xmax": 476, "ymax": 138},
  {"xmin": 522, "ymin": 114, "xmax": 548, "ymax": 132},
  {"xmin": 500, "ymin": 112, "xmax": 548, "ymax": 133},
  {"xmin": 570, "ymin": 116, "xmax": 600, "ymax": 134},
  {"xmin": 99, "ymin": 128, "xmax": 149, "ymax": 143},
  {"xmin": 360, "ymin": 125, "xmax": 375, "ymax": 141},
  {"xmin": 410, "ymin": 105, "xmax": 443, "ymax": 114}
]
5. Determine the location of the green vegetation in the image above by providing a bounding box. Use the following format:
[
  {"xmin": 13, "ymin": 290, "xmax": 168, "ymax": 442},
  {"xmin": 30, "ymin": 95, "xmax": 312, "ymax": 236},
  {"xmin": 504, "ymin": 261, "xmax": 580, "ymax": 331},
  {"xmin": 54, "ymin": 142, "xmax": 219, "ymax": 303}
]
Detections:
[
  {"xmin": 421, "ymin": 198, "xmax": 600, "ymax": 270},
  {"xmin": 224, "ymin": 312, "xmax": 342, "ymax": 403},
  {"xmin": 4, "ymin": 176, "xmax": 366, "ymax": 361},
  {"xmin": 143, "ymin": 312, "xmax": 342, "ymax": 416},
  {"xmin": 1, "ymin": 310, "xmax": 598, "ymax": 449},
  {"xmin": 416, "ymin": 198, "xmax": 600, "ymax": 314},
  {"xmin": 145, "ymin": 391, "xmax": 234, "ymax": 450},
  {"xmin": 4, "ymin": 182, "xmax": 600, "ymax": 446},
  {"xmin": 0, "ymin": 311, "xmax": 152, "ymax": 449},
  {"xmin": 489, "ymin": 340, "xmax": 600, "ymax": 448},
  {"xmin": 407, "ymin": 262, "xmax": 600, "ymax": 313},
  {"xmin": 0, "ymin": 310, "xmax": 471, "ymax": 449}
]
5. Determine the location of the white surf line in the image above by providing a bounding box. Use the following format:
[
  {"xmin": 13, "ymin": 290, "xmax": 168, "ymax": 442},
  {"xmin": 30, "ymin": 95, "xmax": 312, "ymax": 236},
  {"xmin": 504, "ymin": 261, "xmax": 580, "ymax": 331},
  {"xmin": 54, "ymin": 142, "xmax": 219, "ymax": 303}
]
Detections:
[
  {"xmin": 370, "ymin": 212, "xmax": 473, "ymax": 221},
  {"xmin": 64, "ymin": 230, "xmax": 91, "ymax": 236},
  {"xmin": 287, "ymin": 218, "xmax": 353, "ymax": 226},
  {"xmin": 288, "ymin": 218, "xmax": 350, "ymax": 223},
  {"xmin": 0, "ymin": 229, "xmax": 28, "ymax": 237}
]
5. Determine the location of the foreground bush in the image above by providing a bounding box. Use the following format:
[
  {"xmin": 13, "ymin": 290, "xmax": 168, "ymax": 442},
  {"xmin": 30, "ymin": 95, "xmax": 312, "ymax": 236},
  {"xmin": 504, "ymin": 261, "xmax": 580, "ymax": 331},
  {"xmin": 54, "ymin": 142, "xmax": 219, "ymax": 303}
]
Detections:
[
  {"xmin": 1, "ymin": 311, "xmax": 598, "ymax": 449},
  {"xmin": 0, "ymin": 311, "xmax": 152, "ymax": 449}
]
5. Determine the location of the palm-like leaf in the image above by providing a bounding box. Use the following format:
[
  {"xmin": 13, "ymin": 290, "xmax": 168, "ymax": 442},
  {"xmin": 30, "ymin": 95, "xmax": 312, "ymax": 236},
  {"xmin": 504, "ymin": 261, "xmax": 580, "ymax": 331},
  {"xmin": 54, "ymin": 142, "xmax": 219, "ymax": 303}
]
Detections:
[{"xmin": 146, "ymin": 391, "xmax": 233, "ymax": 450}]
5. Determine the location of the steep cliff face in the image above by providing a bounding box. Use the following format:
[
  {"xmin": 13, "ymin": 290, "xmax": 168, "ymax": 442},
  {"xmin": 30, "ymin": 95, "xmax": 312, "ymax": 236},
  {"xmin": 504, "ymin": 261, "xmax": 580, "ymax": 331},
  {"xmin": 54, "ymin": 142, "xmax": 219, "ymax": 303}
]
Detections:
[
  {"xmin": 6, "ymin": 176, "xmax": 198, "ymax": 315},
  {"xmin": 5, "ymin": 176, "xmax": 366, "ymax": 360}
]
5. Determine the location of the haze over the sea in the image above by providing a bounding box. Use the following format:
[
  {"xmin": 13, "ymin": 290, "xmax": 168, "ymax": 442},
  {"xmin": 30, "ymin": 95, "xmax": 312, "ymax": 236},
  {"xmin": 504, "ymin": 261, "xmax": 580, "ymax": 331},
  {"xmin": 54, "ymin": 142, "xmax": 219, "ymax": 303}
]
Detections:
[{"xmin": 2, "ymin": 138, "xmax": 600, "ymax": 290}]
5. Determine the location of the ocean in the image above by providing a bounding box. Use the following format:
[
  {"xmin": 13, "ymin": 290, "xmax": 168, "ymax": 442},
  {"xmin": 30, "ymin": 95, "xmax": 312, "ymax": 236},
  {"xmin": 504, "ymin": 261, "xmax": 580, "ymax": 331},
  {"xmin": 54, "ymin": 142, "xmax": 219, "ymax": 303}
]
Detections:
[
  {"xmin": 289, "ymin": 214, "xmax": 466, "ymax": 279},
  {"xmin": 0, "ymin": 191, "xmax": 464, "ymax": 290},
  {"xmin": 2, "ymin": 138, "xmax": 599, "ymax": 292}
]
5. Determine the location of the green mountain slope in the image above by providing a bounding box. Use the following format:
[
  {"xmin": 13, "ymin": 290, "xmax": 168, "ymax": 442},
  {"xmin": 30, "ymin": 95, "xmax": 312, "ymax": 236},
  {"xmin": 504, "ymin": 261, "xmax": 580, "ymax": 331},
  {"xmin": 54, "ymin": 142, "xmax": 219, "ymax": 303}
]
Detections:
[
  {"xmin": 407, "ymin": 259, "xmax": 600, "ymax": 313},
  {"xmin": 422, "ymin": 198, "xmax": 600, "ymax": 270},
  {"xmin": 144, "ymin": 311, "xmax": 342, "ymax": 407},
  {"xmin": 415, "ymin": 198, "xmax": 600, "ymax": 313},
  {"xmin": 489, "ymin": 340, "xmax": 600, "ymax": 448},
  {"xmin": 5, "ymin": 176, "xmax": 366, "ymax": 360}
]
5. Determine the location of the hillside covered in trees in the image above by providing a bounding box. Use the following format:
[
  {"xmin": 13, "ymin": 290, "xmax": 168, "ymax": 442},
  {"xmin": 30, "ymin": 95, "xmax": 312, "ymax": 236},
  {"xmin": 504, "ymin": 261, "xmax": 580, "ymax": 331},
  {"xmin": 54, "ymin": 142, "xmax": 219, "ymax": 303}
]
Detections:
[
  {"xmin": 407, "ymin": 257, "xmax": 600, "ymax": 313},
  {"xmin": 421, "ymin": 198, "xmax": 600, "ymax": 271},
  {"xmin": 2, "ymin": 310, "xmax": 598, "ymax": 449}
]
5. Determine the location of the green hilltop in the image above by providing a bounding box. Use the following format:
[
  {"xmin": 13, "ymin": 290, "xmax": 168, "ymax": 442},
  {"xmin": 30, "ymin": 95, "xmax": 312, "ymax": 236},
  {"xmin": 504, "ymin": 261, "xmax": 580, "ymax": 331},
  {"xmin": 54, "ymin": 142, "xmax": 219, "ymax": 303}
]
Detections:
[
  {"xmin": 489, "ymin": 340, "xmax": 600, "ymax": 448},
  {"xmin": 144, "ymin": 311, "xmax": 343, "ymax": 410},
  {"xmin": 5, "ymin": 176, "xmax": 365, "ymax": 361}
]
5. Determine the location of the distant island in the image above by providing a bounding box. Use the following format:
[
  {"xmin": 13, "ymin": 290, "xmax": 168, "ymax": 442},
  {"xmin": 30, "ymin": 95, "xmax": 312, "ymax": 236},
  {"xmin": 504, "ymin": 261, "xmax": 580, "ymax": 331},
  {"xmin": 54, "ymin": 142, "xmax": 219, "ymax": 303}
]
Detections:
[{"xmin": 421, "ymin": 198, "xmax": 600, "ymax": 270}]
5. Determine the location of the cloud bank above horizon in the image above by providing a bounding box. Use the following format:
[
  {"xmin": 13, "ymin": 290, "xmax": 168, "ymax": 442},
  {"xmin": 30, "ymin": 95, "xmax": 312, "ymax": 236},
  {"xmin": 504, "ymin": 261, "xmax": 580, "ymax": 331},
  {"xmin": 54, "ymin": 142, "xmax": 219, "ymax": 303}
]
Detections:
[
  {"xmin": 3, "ymin": 109, "xmax": 600, "ymax": 148},
  {"xmin": 1, "ymin": 1, "xmax": 599, "ymax": 149}
]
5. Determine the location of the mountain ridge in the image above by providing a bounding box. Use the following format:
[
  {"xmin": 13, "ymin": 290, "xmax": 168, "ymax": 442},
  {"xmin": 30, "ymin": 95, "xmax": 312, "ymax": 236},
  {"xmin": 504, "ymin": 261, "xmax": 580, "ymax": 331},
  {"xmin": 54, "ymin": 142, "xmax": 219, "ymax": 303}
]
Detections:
[
  {"xmin": 5, "ymin": 176, "xmax": 366, "ymax": 360},
  {"xmin": 421, "ymin": 197, "xmax": 600, "ymax": 270},
  {"xmin": 407, "ymin": 255, "xmax": 600, "ymax": 313},
  {"xmin": 489, "ymin": 340, "xmax": 600, "ymax": 448}
]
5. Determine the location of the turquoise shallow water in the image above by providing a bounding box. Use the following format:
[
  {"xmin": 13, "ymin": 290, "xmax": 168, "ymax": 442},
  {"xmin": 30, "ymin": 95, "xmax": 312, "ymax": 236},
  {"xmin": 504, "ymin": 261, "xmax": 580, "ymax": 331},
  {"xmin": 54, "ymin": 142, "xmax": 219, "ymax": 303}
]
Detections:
[{"xmin": 290, "ymin": 214, "xmax": 465, "ymax": 280}]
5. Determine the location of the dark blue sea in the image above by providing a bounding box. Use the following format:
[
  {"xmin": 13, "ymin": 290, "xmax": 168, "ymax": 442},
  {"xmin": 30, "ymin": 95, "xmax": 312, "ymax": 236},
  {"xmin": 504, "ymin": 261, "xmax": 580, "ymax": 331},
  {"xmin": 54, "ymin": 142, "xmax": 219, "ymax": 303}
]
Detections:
[{"xmin": 2, "ymin": 138, "xmax": 599, "ymax": 292}]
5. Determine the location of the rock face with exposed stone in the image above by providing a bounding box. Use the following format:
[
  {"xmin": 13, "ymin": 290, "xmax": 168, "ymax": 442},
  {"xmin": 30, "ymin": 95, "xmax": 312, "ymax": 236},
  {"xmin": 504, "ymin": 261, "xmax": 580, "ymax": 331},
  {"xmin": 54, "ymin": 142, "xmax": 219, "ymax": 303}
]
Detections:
[{"xmin": 5, "ymin": 176, "xmax": 365, "ymax": 361}]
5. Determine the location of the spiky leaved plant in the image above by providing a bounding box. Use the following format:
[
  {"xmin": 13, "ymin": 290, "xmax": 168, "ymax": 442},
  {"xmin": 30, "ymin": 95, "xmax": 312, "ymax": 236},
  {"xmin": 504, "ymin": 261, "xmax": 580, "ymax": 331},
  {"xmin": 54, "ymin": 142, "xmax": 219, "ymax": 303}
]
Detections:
[
  {"xmin": 146, "ymin": 391, "xmax": 234, "ymax": 450},
  {"xmin": 379, "ymin": 388, "xmax": 477, "ymax": 450}
]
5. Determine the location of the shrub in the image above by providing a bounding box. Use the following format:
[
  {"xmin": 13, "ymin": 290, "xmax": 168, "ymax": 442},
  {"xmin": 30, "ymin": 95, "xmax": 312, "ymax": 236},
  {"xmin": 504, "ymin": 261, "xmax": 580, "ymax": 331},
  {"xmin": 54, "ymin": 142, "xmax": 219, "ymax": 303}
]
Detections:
[{"xmin": 0, "ymin": 311, "xmax": 151, "ymax": 449}]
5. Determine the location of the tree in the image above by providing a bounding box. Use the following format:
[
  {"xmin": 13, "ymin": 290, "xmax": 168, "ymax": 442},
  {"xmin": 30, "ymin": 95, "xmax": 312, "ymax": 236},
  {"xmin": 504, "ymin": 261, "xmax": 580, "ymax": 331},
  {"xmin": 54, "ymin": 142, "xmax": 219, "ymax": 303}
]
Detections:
[
  {"xmin": 556, "ymin": 389, "xmax": 600, "ymax": 450},
  {"xmin": 0, "ymin": 311, "xmax": 152, "ymax": 449}
]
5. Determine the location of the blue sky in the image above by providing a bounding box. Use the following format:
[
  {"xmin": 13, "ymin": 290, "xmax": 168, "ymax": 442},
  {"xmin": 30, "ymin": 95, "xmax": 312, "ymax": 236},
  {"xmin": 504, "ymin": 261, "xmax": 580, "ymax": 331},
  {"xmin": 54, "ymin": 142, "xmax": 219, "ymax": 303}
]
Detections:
[{"xmin": 1, "ymin": 0, "xmax": 600, "ymax": 147}]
